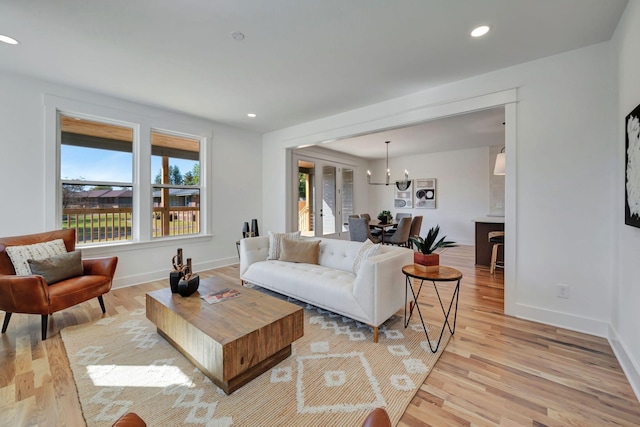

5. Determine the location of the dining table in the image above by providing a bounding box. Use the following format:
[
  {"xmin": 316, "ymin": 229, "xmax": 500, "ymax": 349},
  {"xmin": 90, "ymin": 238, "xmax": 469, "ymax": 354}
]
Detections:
[{"xmin": 368, "ymin": 219, "xmax": 398, "ymax": 244}]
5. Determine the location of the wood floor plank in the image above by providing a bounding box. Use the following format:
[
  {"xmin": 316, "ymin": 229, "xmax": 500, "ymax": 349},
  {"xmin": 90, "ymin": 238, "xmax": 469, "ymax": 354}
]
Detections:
[{"xmin": 0, "ymin": 244, "xmax": 639, "ymax": 425}]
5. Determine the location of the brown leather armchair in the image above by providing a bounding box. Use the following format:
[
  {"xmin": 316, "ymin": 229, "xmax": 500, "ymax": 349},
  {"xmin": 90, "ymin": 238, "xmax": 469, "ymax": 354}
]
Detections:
[
  {"xmin": 0, "ymin": 229, "xmax": 118, "ymax": 340},
  {"xmin": 362, "ymin": 408, "xmax": 392, "ymax": 427},
  {"xmin": 112, "ymin": 413, "xmax": 146, "ymax": 427}
]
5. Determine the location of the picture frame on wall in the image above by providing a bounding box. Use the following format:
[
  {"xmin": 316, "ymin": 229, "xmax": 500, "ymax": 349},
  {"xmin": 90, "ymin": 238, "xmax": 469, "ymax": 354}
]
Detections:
[
  {"xmin": 625, "ymin": 103, "xmax": 640, "ymax": 228},
  {"xmin": 415, "ymin": 178, "xmax": 437, "ymax": 209},
  {"xmin": 394, "ymin": 180, "xmax": 413, "ymax": 208}
]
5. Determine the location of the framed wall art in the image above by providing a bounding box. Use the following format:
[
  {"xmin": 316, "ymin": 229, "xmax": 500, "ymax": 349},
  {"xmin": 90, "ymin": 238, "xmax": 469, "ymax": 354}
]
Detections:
[
  {"xmin": 415, "ymin": 178, "xmax": 437, "ymax": 209},
  {"xmin": 394, "ymin": 180, "xmax": 413, "ymax": 208},
  {"xmin": 626, "ymin": 103, "xmax": 640, "ymax": 228}
]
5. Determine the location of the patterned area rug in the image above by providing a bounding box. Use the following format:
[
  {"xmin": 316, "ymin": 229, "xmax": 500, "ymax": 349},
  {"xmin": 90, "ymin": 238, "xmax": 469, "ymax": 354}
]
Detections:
[{"xmin": 61, "ymin": 291, "xmax": 450, "ymax": 426}]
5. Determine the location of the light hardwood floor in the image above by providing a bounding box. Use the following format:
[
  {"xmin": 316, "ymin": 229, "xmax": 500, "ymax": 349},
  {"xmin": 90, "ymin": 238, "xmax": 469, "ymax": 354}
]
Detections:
[{"xmin": 1, "ymin": 245, "xmax": 639, "ymax": 426}]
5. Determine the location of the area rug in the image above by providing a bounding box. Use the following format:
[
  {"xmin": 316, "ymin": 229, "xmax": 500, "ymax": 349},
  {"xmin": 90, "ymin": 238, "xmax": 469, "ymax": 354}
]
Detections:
[{"xmin": 61, "ymin": 292, "xmax": 450, "ymax": 426}]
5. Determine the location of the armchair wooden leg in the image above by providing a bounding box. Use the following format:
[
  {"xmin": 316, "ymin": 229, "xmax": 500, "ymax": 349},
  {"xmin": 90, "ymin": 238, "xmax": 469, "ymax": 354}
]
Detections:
[
  {"xmin": 373, "ymin": 326, "xmax": 379, "ymax": 343},
  {"xmin": 1, "ymin": 312, "xmax": 12, "ymax": 333},
  {"xmin": 98, "ymin": 295, "xmax": 106, "ymax": 313},
  {"xmin": 41, "ymin": 315, "xmax": 48, "ymax": 340}
]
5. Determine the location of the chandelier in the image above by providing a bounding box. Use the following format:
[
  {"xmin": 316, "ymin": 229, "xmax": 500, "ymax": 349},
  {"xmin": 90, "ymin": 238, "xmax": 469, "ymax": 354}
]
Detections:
[{"xmin": 367, "ymin": 141, "xmax": 410, "ymax": 190}]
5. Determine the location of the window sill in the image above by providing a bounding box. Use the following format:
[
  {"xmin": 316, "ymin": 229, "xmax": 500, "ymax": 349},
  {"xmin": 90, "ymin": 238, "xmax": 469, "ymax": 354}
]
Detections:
[{"xmin": 78, "ymin": 234, "xmax": 213, "ymax": 257}]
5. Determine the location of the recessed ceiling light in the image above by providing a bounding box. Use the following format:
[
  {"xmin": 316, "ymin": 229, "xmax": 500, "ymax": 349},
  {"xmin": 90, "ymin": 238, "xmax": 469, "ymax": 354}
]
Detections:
[
  {"xmin": 0, "ymin": 34, "xmax": 19, "ymax": 45},
  {"xmin": 231, "ymin": 31, "xmax": 245, "ymax": 41},
  {"xmin": 247, "ymin": 113, "xmax": 257, "ymax": 118},
  {"xmin": 470, "ymin": 25, "xmax": 490, "ymax": 38}
]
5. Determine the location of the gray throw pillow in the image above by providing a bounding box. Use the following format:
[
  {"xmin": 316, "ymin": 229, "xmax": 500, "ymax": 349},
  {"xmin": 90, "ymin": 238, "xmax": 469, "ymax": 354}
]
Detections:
[{"xmin": 27, "ymin": 250, "xmax": 83, "ymax": 285}]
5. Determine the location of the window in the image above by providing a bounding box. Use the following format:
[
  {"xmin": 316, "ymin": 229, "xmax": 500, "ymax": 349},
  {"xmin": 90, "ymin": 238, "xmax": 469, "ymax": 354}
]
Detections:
[
  {"xmin": 60, "ymin": 115, "xmax": 134, "ymax": 244},
  {"xmin": 55, "ymin": 107, "xmax": 205, "ymax": 246},
  {"xmin": 151, "ymin": 130, "xmax": 201, "ymax": 238}
]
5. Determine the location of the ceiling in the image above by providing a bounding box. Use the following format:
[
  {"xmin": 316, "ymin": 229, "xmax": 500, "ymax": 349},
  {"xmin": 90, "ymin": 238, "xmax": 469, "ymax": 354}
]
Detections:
[
  {"xmin": 322, "ymin": 106, "xmax": 505, "ymax": 159},
  {"xmin": 0, "ymin": 0, "xmax": 627, "ymax": 135}
]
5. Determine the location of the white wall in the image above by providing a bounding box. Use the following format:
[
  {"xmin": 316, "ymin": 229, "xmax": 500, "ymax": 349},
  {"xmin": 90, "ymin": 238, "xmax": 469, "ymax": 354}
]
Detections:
[
  {"xmin": 368, "ymin": 147, "xmax": 490, "ymax": 245},
  {"xmin": 0, "ymin": 70, "xmax": 263, "ymax": 288},
  {"xmin": 264, "ymin": 42, "xmax": 615, "ymax": 339},
  {"xmin": 612, "ymin": 0, "xmax": 640, "ymax": 399}
]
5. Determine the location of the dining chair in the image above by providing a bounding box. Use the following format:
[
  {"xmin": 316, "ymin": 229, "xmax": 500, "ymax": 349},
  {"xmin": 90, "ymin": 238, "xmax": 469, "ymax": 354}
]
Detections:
[
  {"xmin": 383, "ymin": 217, "xmax": 412, "ymax": 246},
  {"xmin": 349, "ymin": 217, "xmax": 380, "ymax": 243},
  {"xmin": 395, "ymin": 213, "xmax": 412, "ymax": 222},
  {"xmin": 407, "ymin": 216, "xmax": 423, "ymax": 249},
  {"xmin": 359, "ymin": 213, "xmax": 371, "ymax": 221}
]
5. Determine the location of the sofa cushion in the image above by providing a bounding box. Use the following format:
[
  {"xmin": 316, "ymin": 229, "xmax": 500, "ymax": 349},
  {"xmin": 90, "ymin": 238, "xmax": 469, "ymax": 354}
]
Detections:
[
  {"xmin": 28, "ymin": 250, "xmax": 84, "ymax": 285},
  {"xmin": 5, "ymin": 239, "xmax": 67, "ymax": 275},
  {"xmin": 267, "ymin": 231, "xmax": 301, "ymax": 260},
  {"xmin": 243, "ymin": 261, "xmax": 368, "ymax": 322},
  {"xmin": 279, "ymin": 238, "xmax": 320, "ymax": 264},
  {"xmin": 352, "ymin": 240, "xmax": 380, "ymax": 274}
]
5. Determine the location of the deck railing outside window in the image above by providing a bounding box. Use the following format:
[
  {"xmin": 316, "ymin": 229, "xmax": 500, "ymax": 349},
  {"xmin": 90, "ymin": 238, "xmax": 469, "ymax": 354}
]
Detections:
[{"xmin": 63, "ymin": 207, "xmax": 200, "ymax": 244}]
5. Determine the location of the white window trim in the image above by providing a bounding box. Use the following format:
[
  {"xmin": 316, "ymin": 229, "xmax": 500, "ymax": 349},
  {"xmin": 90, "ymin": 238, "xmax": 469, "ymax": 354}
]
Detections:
[{"xmin": 44, "ymin": 94, "xmax": 210, "ymax": 245}]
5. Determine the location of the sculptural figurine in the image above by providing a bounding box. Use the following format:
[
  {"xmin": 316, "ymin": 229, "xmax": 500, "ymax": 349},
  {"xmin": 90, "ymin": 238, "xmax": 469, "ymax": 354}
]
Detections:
[
  {"xmin": 170, "ymin": 248, "xmax": 185, "ymax": 293},
  {"xmin": 177, "ymin": 258, "xmax": 200, "ymax": 297}
]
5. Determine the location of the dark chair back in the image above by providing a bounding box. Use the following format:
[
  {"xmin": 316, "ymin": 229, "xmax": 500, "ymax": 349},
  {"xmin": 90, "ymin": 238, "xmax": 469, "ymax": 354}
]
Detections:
[
  {"xmin": 409, "ymin": 216, "xmax": 423, "ymax": 238},
  {"xmin": 385, "ymin": 217, "xmax": 412, "ymax": 246},
  {"xmin": 349, "ymin": 218, "xmax": 380, "ymax": 243}
]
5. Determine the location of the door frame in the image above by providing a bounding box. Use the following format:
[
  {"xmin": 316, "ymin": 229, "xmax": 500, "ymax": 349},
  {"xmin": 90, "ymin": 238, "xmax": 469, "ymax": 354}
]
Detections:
[{"xmin": 292, "ymin": 152, "xmax": 355, "ymax": 239}]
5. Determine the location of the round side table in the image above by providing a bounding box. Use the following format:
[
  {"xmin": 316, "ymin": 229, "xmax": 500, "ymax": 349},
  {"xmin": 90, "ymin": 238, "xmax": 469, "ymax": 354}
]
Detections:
[{"xmin": 401, "ymin": 264, "xmax": 462, "ymax": 353}]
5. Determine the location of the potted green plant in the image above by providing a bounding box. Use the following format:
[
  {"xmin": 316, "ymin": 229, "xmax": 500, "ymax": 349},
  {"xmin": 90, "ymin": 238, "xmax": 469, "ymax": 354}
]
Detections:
[
  {"xmin": 377, "ymin": 210, "xmax": 392, "ymax": 224},
  {"xmin": 409, "ymin": 225, "xmax": 457, "ymax": 270}
]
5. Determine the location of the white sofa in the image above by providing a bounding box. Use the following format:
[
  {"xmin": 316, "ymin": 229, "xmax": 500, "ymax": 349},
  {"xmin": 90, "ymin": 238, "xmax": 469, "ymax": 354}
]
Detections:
[{"xmin": 239, "ymin": 236, "xmax": 413, "ymax": 342}]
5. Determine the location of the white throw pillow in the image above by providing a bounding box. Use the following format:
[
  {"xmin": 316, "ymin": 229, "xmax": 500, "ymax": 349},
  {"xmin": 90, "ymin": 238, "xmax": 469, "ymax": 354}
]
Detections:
[
  {"xmin": 352, "ymin": 239, "xmax": 380, "ymax": 274},
  {"xmin": 5, "ymin": 239, "xmax": 68, "ymax": 276},
  {"xmin": 267, "ymin": 231, "xmax": 301, "ymax": 260}
]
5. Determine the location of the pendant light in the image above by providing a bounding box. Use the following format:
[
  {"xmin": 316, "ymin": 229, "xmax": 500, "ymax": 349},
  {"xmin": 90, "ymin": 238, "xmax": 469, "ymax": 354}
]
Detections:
[
  {"xmin": 494, "ymin": 147, "xmax": 505, "ymax": 175},
  {"xmin": 367, "ymin": 141, "xmax": 410, "ymax": 190}
]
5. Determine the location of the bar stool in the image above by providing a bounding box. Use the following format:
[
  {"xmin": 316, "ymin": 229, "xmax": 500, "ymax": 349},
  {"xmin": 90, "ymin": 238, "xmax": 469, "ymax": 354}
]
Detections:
[{"xmin": 488, "ymin": 231, "xmax": 504, "ymax": 274}]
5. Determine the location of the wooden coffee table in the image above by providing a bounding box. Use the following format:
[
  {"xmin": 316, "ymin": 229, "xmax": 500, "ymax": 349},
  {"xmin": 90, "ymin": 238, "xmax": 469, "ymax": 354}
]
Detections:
[{"xmin": 146, "ymin": 277, "xmax": 304, "ymax": 394}]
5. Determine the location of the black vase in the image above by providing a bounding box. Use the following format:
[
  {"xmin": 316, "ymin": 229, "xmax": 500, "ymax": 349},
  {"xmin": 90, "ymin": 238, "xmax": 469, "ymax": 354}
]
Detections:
[
  {"xmin": 178, "ymin": 274, "xmax": 200, "ymax": 297},
  {"xmin": 250, "ymin": 219, "xmax": 259, "ymax": 237},
  {"xmin": 169, "ymin": 271, "xmax": 182, "ymax": 293},
  {"xmin": 242, "ymin": 222, "xmax": 250, "ymax": 238}
]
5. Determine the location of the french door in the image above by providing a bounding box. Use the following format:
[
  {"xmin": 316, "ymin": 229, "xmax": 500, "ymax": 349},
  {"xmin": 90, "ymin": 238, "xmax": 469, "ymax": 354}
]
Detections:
[{"xmin": 293, "ymin": 155, "xmax": 354, "ymax": 238}]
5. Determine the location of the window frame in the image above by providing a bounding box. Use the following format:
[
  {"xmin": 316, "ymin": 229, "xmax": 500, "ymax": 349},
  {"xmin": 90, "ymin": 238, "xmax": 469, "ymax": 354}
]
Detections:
[
  {"xmin": 44, "ymin": 95, "xmax": 209, "ymax": 247},
  {"xmin": 150, "ymin": 127, "xmax": 202, "ymax": 239}
]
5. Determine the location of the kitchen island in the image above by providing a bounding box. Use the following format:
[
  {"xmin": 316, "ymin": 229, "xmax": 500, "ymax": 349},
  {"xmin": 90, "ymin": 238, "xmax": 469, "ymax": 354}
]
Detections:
[{"xmin": 474, "ymin": 217, "xmax": 505, "ymax": 266}]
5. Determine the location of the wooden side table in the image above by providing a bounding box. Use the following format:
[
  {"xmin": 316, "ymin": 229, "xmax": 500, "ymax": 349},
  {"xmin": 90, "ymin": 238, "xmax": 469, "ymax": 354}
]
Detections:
[{"xmin": 401, "ymin": 264, "xmax": 462, "ymax": 353}]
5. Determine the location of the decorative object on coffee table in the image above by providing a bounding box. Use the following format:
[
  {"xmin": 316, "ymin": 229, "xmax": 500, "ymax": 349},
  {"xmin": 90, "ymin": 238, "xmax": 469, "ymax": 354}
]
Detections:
[
  {"xmin": 409, "ymin": 225, "xmax": 457, "ymax": 270},
  {"xmin": 169, "ymin": 248, "xmax": 184, "ymax": 293},
  {"xmin": 177, "ymin": 258, "xmax": 199, "ymax": 297}
]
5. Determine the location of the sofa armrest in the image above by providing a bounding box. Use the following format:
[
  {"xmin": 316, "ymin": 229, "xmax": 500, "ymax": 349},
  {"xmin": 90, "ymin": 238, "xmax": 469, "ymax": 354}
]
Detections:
[
  {"xmin": 0, "ymin": 274, "xmax": 50, "ymax": 314},
  {"xmin": 239, "ymin": 236, "xmax": 269, "ymax": 276},
  {"xmin": 83, "ymin": 257, "xmax": 118, "ymax": 278},
  {"xmin": 352, "ymin": 246, "xmax": 413, "ymax": 326}
]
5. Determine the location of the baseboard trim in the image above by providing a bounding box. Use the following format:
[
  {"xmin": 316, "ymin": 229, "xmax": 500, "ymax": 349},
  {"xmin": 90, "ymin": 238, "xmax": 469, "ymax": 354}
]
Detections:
[
  {"xmin": 111, "ymin": 256, "xmax": 239, "ymax": 289},
  {"xmin": 608, "ymin": 325, "xmax": 640, "ymax": 402},
  {"xmin": 513, "ymin": 303, "xmax": 609, "ymax": 338}
]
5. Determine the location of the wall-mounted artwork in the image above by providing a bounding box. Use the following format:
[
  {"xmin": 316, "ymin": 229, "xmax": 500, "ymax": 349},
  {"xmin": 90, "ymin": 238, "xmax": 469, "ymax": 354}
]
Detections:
[
  {"xmin": 626, "ymin": 103, "xmax": 640, "ymax": 228},
  {"xmin": 394, "ymin": 180, "xmax": 413, "ymax": 208},
  {"xmin": 415, "ymin": 178, "xmax": 437, "ymax": 209}
]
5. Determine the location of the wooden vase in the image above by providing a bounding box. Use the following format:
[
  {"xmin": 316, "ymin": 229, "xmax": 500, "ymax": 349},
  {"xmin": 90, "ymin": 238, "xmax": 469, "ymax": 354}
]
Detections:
[{"xmin": 414, "ymin": 252, "xmax": 439, "ymax": 271}]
